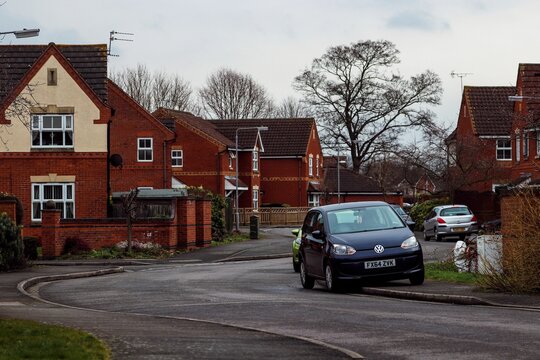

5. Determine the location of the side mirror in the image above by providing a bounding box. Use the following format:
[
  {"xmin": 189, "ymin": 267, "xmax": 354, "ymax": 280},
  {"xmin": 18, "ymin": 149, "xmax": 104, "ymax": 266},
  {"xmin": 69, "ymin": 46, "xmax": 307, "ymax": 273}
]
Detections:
[
  {"xmin": 312, "ymin": 230, "xmax": 324, "ymax": 239},
  {"xmin": 291, "ymin": 229, "xmax": 300, "ymax": 236}
]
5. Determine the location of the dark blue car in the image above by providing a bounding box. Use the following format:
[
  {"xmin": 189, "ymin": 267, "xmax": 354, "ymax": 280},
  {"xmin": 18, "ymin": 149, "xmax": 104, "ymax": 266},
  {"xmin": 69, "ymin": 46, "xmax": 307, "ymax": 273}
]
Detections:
[{"xmin": 299, "ymin": 201, "xmax": 424, "ymax": 292}]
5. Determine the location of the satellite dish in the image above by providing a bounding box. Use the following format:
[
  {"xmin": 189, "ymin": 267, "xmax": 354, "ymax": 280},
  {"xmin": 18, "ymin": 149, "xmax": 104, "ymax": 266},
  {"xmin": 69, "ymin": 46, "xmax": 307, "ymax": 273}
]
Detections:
[{"xmin": 109, "ymin": 154, "xmax": 123, "ymax": 167}]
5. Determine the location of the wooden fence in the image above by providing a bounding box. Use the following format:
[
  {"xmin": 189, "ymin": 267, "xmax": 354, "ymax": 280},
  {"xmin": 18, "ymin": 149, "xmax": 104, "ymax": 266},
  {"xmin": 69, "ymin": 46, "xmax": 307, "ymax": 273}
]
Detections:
[{"xmin": 239, "ymin": 207, "xmax": 310, "ymax": 226}]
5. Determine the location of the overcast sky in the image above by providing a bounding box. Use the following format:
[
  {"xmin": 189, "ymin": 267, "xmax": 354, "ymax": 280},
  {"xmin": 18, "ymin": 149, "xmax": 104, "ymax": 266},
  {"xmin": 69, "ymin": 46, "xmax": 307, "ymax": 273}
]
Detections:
[{"xmin": 2, "ymin": 0, "xmax": 540, "ymax": 132}]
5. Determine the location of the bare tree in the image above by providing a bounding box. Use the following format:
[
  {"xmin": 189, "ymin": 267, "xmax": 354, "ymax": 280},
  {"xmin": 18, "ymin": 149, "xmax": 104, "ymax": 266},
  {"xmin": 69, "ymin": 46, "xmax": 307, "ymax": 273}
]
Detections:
[
  {"xmin": 293, "ymin": 40, "xmax": 442, "ymax": 172},
  {"xmin": 199, "ymin": 68, "xmax": 274, "ymax": 119},
  {"xmin": 273, "ymin": 96, "xmax": 311, "ymax": 118},
  {"xmin": 121, "ymin": 188, "xmax": 139, "ymax": 253},
  {"xmin": 110, "ymin": 64, "xmax": 193, "ymax": 112}
]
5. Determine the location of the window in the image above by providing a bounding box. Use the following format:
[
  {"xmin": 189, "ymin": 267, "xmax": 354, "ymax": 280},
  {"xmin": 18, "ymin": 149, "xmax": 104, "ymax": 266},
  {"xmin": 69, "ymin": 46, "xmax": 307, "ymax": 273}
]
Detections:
[
  {"xmin": 138, "ymin": 138, "xmax": 153, "ymax": 162},
  {"xmin": 516, "ymin": 135, "xmax": 521, "ymax": 162},
  {"xmin": 252, "ymin": 189, "xmax": 259, "ymax": 209},
  {"xmin": 308, "ymin": 194, "xmax": 320, "ymax": 207},
  {"xmin": 31, "ymin": 114, "xmax": 73, "ymax": 148},
  {"xmin": 496, "ymin": 139, "xmax": 511, "ymax": 160},
  {"xmin": 537, "ymin": 131, "xmax": 540, "ymax": 157},
  {"xmin": 171, "ymin": 150, "xmax": 183, "ymax": 167},
  {"xmin": 524, "ymin": 133, "xmax": 529, "ymax": 158},
  {"xmin": 252, "ymin": 149, "xmax": 259, "ymax": 171},
  {"xmin": 308, "ymin": 154, "xmax": 313, "ymax": 176},
  {"xmin": 32, "ymin": 183, "xmax": 74, "ymax": 221},
  {"xmin": 316, "ymin": 155, "xmax": 320, "ymax": 177}
]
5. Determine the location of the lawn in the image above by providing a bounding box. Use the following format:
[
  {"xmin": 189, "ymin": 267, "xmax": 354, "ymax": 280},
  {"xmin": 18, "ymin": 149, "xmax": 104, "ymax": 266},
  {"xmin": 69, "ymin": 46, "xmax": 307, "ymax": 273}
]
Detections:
[
  {"xmin": 425, "ymin": 261, "xmax": 482, "ymax": 285},
  {"xmin": 0, "ymin": 318, "xmax": 110, "ymax": 360}
]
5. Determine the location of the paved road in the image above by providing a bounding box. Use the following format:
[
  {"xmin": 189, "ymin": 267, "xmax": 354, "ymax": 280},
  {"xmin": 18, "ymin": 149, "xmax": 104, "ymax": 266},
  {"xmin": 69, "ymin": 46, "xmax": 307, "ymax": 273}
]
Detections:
[{"xmin": 39, "ymin": 256, "xmax": 540, "ymax": 359}]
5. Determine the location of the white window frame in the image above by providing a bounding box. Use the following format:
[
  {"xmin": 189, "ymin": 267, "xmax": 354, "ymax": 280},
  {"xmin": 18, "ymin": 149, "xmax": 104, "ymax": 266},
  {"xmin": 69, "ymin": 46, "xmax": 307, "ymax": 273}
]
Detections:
[
  {"xmin": 31, "ymin": 114, "xmax": 74, "ymax": 148},
  {"xmin": 308, "ymin": 193, "xmax": 320, "ymax": 207},
  {"xmin": 138, "ymin": 138, "xmax": 153, "ymax": 162},
  {"xmin": 252, "ymin": 189, "xmax": 259, "ymax": 209},
  {"xmin": 308, "ymin": 154, "xmax": 313, "ymax": 176},
  {"xmin": 524, "ymin": 132, "xmax": 529, "ymax": 158},
  {"xmin": 316, "ymin": 154, "xmax": 320, "ymax": 177},
  {"xmin": 31, "ymin": 183, "xmax": 75, "ymax": 221},
  {"xmin": 496, "ymin": 139, "xmax": 512, "ymax": 161},
  {"xmin": 252, "ymin": 149, "xmax": 259, "ymax": 172},
  {"xmin": 172, "ymin": 149, "xmax": 183, "ymax": 167},
  {"xmin": 537, "ymin": 131, "xmax": 540, "ymax": 157}
]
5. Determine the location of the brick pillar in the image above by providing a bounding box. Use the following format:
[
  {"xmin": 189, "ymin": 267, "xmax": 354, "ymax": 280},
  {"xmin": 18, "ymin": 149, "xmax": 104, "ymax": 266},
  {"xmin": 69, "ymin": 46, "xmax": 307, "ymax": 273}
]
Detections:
[
  {"xmin": 0, "ymin": 200, "xmax": 17, "ymax": 225},
  {"xmin": 177, "ymin": 197, "xmax": 196, "ymax": 250},
  {"xmin": 41, "ymin": 209, "xmax": 62, "ymax": 259},
  {"xmin": 196, "ymin": 198, "xmax": 212, "ymax": 248}
]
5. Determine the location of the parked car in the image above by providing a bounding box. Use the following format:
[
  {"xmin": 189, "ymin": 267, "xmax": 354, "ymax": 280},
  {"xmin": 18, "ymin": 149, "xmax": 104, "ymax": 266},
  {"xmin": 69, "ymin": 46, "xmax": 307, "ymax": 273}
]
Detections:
[
  {"xmin": 423, "ymin": 205, "xmax": 478, "ymax": 242},
  {"xmin": 291, "ymin": 228, "xmax": 301, "ymax": 272},
  {"xmin": 298, "ymin": 201, "xmax": 424, "ymax": 292},
  {"xmin": 390, "ymin": 204, "xmax": 415, "ymax": 230}
]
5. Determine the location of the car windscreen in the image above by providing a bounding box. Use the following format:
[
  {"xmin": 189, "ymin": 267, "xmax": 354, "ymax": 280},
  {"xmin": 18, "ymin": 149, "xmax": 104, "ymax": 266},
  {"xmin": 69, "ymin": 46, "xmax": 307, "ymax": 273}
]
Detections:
[
  {"xmin": 391, "ymin": 205, "xmax": 407, "ymax": 216},
  {"xmin": 327, "ymin": 205, "xmax": 405, "ymax": 234},
  {"xmin": 440, "ymin": 207, "xmax": 471, "ymax": 217}
]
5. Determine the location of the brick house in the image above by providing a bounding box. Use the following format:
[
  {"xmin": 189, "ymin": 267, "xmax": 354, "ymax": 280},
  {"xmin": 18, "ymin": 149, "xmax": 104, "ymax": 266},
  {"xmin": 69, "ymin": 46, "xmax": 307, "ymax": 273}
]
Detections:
[
  {"xmin": 210, "ymin": 118, "xmax": 324, "ymax": 208},
  {"xmin": 508, "ymin": 64, "xmax": 540, "ymax": 184},
  {"xmin": 153, "ymin": 108, "xmax": 264, "ymax": 209},
  {"xmin": 448, "ymin": 86, "xmax": 515, "ymax": 193},
  {"xmin": 108, "ymin": 82, "xmax": 175, "ymax": 194},
  {"xmin": 323, "ymin": 161, "xmax": 403, "ymax": 205},
  {"xmin": 0, "ymin": 43, "xmax": 111, "ymax": 232}
]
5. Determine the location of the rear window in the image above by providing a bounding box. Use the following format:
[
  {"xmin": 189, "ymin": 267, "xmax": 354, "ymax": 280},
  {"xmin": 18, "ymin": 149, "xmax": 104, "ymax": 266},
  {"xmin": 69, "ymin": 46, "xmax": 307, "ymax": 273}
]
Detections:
[{"xmin": 440, "ymin": 207, "xmax": 471, "ymax": 216}]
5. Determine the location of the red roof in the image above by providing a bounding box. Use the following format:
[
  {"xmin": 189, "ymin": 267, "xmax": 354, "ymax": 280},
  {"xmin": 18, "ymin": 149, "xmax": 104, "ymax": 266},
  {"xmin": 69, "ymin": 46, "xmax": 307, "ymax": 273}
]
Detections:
[{"xmin": 464, "ymin": 86, "xmax": 515, "ymax": 136}]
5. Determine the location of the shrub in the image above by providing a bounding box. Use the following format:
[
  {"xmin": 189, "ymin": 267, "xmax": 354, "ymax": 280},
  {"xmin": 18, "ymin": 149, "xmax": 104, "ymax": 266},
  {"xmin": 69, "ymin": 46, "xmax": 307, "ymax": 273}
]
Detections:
[
  {"xmin": 23, "ymin": 236, "xmax": 40, "ymax": 260},
  {"xmin": 62, "ymin": 237, "xmax": 91, "ymax": 255},
  {"xmin": 409, "ymin": 198, "xmax": 449, "ymax": 231},
  {"xmin": 0, "ymin": 212, "xmax": 24, "ymax": 271},
  {"xmin": 211, "ymin": 194, "xmax": 226, "ymax": 242},
  {"xmin": 478, "ymin": 189, "xmax": 540, "ymax": 293}
]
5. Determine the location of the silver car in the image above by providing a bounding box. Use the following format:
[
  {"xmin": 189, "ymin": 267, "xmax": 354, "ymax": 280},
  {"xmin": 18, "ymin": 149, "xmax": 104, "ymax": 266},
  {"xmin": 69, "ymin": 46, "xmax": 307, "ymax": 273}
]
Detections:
[{"xmin": 423, "ymin": 205, "xmax": 478, "ymax": 241}]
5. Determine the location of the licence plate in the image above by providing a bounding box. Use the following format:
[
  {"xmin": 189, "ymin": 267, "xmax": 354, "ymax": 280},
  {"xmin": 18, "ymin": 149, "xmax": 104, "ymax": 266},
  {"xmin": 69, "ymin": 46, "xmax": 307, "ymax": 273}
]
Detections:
[
  {"xmin": 364, "ymin": 259, "xmax": 396, "ymax": 269},
  {"xmin": 452, "ymin": 227, "xmax": 465, "ymax": 232}
]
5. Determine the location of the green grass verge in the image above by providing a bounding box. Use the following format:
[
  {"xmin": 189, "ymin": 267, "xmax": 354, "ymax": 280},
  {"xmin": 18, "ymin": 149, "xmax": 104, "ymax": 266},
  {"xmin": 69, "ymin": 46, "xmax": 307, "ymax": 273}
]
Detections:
[
  {"xmin": 211, "ymin": 232, "xmax": 251, "ymax": 246},
  {"xmin": 0, "ymin": 318, "xmax": 110, "ymax": 360},
  {"xmin": 425, "ymin": 261, "xmax": 482, "ymax": 285}
]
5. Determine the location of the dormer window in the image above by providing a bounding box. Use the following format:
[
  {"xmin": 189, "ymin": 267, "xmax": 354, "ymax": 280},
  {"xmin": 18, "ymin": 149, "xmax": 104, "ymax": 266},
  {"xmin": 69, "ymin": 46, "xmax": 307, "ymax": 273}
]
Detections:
[{"xmin": 31, "ymin": 114, "xmax": 73, "ymax": 148}]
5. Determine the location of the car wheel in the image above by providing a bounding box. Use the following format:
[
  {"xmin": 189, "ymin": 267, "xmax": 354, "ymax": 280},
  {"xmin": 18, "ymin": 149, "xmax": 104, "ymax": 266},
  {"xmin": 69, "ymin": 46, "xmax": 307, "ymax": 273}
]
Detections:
[
  {"xmin": 300, "ymin": 258, "xmax": 314, "ymax": 289},
  {"xmin": 325, "ymin": 263, "xmax": 341, "ymax": 292},
  {"xmin": 423, "ymin": 229, "xmax": 431, "ymax": 241},
  {"xmin": 409, "ymin": 268, "xmax": 425, "ymax": 285},
  {"xmin": 435, "ymin": 228, "xmax": 442, "ymax": 242},
  {"xmin": 293, "ymin": 259, "xmax": 300, "ymax": 273}
]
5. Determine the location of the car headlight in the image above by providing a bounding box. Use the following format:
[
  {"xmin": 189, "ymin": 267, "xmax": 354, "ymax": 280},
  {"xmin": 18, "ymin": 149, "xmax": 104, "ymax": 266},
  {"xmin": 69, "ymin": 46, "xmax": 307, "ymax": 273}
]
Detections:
[
  {"xmin": 401, "ymin": 236, "xmax": 419, "ymax": 249},
  {"xmin": 332, "ymin": 244, "xmax": 356, "ymax": 255}
]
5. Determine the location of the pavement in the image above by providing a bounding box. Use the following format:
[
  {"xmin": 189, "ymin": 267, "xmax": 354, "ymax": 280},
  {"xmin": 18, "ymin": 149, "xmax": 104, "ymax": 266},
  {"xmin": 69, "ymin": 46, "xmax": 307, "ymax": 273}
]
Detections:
[{"xmin": 1, "ymin": 227, "xmax": 539, "ymax": 358}]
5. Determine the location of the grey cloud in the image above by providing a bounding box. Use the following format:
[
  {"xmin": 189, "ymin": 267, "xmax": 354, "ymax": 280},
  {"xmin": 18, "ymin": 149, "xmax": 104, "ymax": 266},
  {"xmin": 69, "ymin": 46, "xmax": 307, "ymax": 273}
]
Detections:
[{"xmin": 387, "ymin": 11, "xmax": 450, "ymax": 31}]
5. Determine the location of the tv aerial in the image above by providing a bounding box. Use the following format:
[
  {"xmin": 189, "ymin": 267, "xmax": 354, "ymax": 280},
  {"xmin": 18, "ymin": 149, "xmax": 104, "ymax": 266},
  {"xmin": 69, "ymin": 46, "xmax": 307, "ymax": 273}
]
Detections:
[
  {"xmin": 450, "ymin": 71, "xmax": 473, "ymax": 90},
  {"xmin": 108, "ymin": 30, "xmax": 134, "ymax": 57}
]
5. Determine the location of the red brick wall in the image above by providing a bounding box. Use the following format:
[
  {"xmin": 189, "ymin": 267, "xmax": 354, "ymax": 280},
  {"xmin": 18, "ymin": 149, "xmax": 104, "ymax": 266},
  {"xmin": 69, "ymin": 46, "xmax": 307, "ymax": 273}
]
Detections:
[
  {"xmin": 109, "ymin": 83, "xmax": 174, "ymax": 191},
  {"xmin": 0, "ymin": 153, "xmax": 107, "ymax": 228},
  {"xmin": 323, "ymin": 194, "xmax": 403, "ymax": 205},
  {"xmin": 40, "ymin": 197, "xmax": 212, "ymax": 258}
]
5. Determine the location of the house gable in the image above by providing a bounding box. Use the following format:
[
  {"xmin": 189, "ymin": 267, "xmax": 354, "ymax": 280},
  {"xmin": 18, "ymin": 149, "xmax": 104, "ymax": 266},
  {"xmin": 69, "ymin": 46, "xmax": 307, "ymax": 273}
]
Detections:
[{"xmin": 1, "ymin": 48, "xmax": 110, "ymax": 152}]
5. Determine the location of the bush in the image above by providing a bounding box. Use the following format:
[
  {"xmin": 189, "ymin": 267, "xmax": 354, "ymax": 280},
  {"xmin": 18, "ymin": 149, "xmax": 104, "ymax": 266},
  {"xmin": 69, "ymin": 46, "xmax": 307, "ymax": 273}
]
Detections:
[
  {"xmin": 62, "ymin": 237, "xmax": 91, "ymax": 255},
  {"xmin": 0, "ymin": 212, "xmax": 24, "ymax": 271},
  {"xmin": 211, "ymin": 194, "xmax": 226, "ymax": 242},
  {"xmin": 409, "ymin": 198, "xmax": 449, "ymax": 231},
  {"xmin": 478, "ymin": 189, "xmax": 540, "ymax": 293},
  {"xmin": 23, "ymin": 236, "xmax": 40, "ymax": 260}
]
